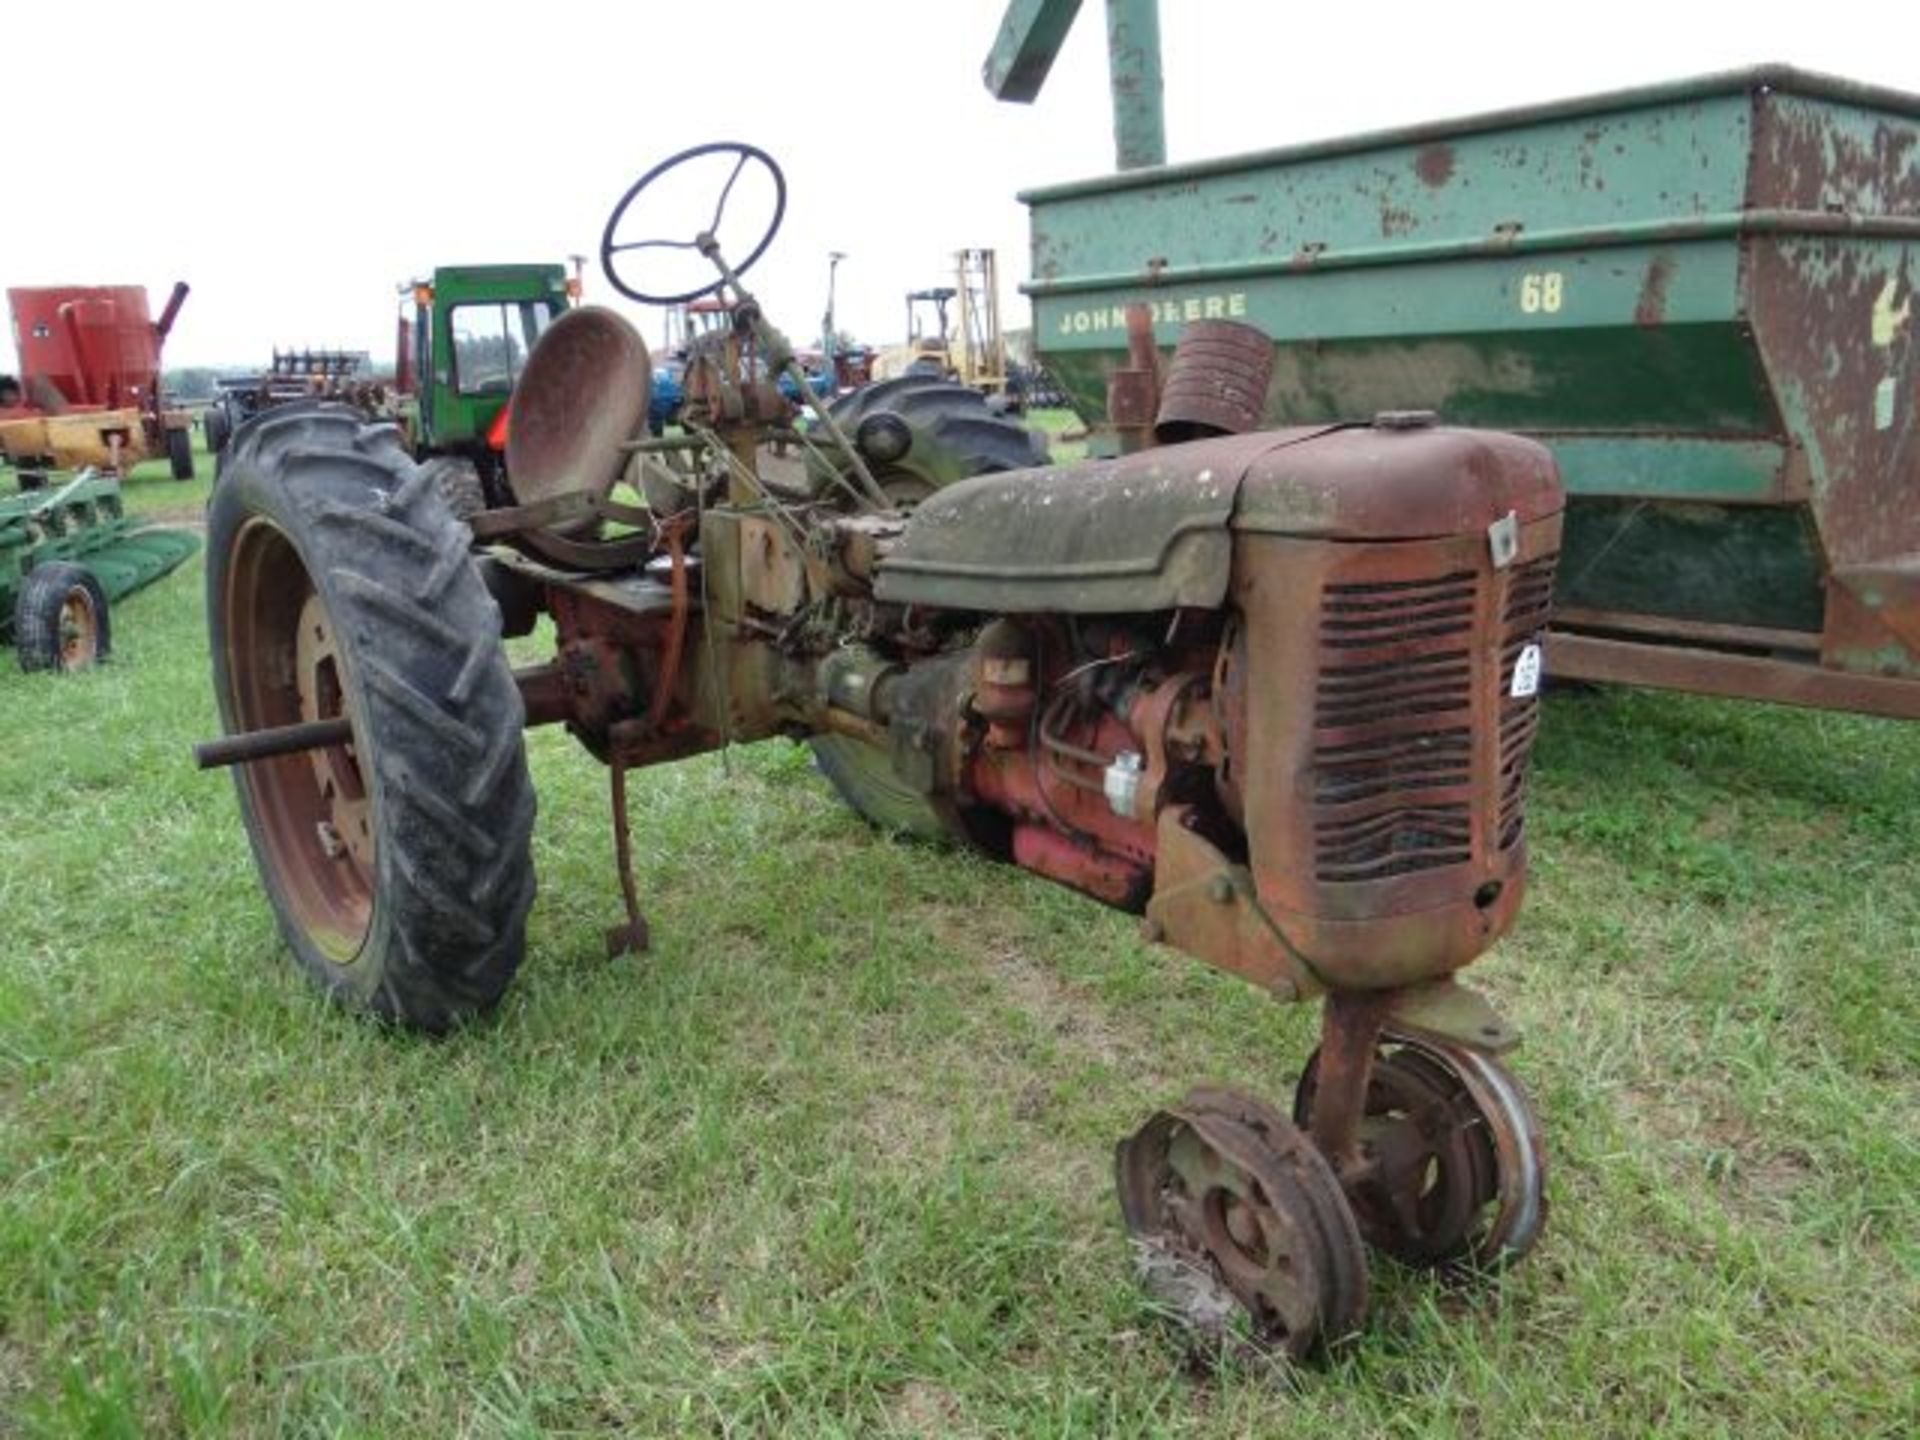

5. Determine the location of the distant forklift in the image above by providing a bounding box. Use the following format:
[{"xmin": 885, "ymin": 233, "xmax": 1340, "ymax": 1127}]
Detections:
[{"xmin": 872, "ymin": 249, "xmax": 1014, "ymax": 405}]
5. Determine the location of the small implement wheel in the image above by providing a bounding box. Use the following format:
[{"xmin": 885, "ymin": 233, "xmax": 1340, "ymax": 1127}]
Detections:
[
  {"xmin": 14, "ymin": 561, "xmax": 110, "ymax": 673},
  {"xmin": 207, "ymin": 403, "xmax": 536, "ymax": 1030},
  {"xmin": 167, "ymin": 424, "xmax": 195, "ymax": 480},
  {"xmin": 1294, "ymin": 1032, "xmax": 1546, "ymax": 1269},
  {"xmin": 1116, "ymin": 1086, "xmax": 1368, "ymax": 1359}
]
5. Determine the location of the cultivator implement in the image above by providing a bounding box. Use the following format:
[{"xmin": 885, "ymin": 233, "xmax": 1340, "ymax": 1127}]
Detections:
[{"xmin": 2, "ymin": 470, "xmax": 199, "ymax": 670}]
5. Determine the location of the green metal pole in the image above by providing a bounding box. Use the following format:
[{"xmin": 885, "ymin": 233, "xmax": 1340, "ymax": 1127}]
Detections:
[
  {"xmin": 823, "ymin": 250, "xmax": 845, "ymax": 371},
  {"xmin": 983, "ymin": 0, "xmax": 1083, "ymax": 102},
  {"xmin": 983, "ymin": 0, "xmax": 1165, "ymax": 171},
  {"xmin": 1103, "ymin": 0, "xmax": 1165, "ymax": 170}
]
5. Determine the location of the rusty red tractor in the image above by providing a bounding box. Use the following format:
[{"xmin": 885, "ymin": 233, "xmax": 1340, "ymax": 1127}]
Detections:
[{"xmin": 198, "ymin": 143, "xmax": 1561, "ymax": 1357}]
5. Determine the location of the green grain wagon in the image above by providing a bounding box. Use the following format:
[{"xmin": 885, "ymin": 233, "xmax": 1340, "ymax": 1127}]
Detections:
[{"xmin": 1001, "ymin": 47, "xmax": 1920, "ymax": 717}]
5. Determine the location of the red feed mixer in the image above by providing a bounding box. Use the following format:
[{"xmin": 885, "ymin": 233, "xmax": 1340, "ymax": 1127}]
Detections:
[{"xmin": 1, "ymin": 282, "xmax": 195, "ymax": 479}]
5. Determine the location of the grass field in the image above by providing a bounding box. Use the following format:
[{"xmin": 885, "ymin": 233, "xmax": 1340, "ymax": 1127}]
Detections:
[{"xmin": 2, "ymin": 437, "xmax": 1916, "ymax": 1437}]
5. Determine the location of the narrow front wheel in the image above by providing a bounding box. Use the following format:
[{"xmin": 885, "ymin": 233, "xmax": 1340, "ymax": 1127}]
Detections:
[
  {"xmin": 1294, "ymin": 1032, "xmax": 1547, "ymax": 1268},
  {"xmin": 1116, "ymin": 1086, "xmax": 1368, "ymax": 1359}
]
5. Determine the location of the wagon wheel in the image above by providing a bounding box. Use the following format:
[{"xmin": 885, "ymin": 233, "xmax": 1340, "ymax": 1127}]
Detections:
[
  {"xmin": 1294, "ymin": 1032, "xmax": 1546, "ymax": 1268},
  {"xmin": 1116, "ymin": 1086, "xmax": 1367, "ymax": 1359},
  {"xmin": 167, "ymin": 425, "xmax": 195, "ymax": 480},
  {"xmin": 203, "ymin": 403, "xmax": 231, "ymax": 458},
  {"xmin": 207, "ymin": 402, "xmax": 536, "ymax": 1030},
  {"xmin": 14, "ymin": 561, "xmax": 111, "ymax": 673}
]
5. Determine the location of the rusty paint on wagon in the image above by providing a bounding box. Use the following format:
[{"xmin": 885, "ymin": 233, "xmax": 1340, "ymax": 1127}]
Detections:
[{"xmin": 1020, "ymin": 65, "xmax": 1920, "ymax": 717}]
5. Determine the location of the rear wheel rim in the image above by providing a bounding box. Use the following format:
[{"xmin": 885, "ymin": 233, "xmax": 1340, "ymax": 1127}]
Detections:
[
  {"xmin": 58, "ymin": 587, "xmax": 98, "ymax": 669},
  {"xmin": 221, "ymin": 516, "xmax": 375, "ymax": 962}
]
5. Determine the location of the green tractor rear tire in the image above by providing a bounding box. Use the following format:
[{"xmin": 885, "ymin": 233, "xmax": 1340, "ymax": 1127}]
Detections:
[
  {"xmin": 808, "ymin": 374, "xmax": 1050, "ymax": 507},
  {"xmin": 808, "ymin": 378, "xmax": 1049, "ymax": 835},
  {"xmin": 207, "ymin": 403, "xmax": 536, "ymax": 1030},
  {"xmin": 419, "ymin": 455, "xmax": 486, "ymax": 523}
]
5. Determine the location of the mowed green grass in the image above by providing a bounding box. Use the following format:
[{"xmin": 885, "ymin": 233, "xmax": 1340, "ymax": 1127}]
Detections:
[
  {"xmin": 2, "ymin": 437, "xmax": 1917, "ymax": 1437},
  {"xmin": 1026, "ymin": 408, "xmax": 1088, "ymax": 464}
]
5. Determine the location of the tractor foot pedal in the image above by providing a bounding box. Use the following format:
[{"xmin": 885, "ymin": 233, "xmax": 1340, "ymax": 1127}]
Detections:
[{"xmin": 605, "ymin": 758, "xmax": 652, "ymax": 959}]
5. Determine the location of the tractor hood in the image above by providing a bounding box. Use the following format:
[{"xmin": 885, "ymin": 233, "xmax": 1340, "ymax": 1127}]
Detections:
[{"xmin": 873, "ymin": 423, "xmax": 1562, "ymax": 613}]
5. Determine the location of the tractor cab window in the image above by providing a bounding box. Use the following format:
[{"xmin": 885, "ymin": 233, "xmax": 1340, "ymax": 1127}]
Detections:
[{"xmin": 449, "ymin": 301, "xmax": 557, "ymax": 396}]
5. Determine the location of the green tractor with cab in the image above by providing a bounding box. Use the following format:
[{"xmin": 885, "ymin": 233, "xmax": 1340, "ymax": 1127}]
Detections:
[
  {"xmin": 391, "ymin": 263, "xmax": 579, "ymax": 516},
  {"xmin": 209, "ymin": 263, "xmax": 578, "ymax": 519}
]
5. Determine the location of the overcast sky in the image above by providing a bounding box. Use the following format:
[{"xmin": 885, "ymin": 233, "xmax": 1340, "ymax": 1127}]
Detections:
[{"xmin": 3, "ymin": 0, "xmax": 1911, "ymax": 372}]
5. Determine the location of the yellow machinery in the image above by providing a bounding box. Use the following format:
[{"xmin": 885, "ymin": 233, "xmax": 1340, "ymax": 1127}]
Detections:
[
  {"xmin": 951, "ymin": 248, "xmax": 1007, "ymax": 393},
  {"xmin": 872, "ymin": 249, "xmax": 1011, "ymax": 398}
]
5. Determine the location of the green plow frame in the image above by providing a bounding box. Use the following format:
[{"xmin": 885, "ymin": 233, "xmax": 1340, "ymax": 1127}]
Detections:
[{"xmin": 1, "ymin": 469, "xmax": 200, "ymax": 637}]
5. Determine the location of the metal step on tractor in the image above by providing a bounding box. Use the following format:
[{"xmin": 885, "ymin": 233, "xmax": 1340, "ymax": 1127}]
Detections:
[{"xmin": 196, "ymin": 142, "xmax": 1562, "ymax": 1359}]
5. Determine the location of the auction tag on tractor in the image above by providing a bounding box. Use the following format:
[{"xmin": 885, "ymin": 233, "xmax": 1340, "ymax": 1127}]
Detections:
[{"xmin": 1511, "ymin": 642, "xmax": 1543, "ymax": 698}]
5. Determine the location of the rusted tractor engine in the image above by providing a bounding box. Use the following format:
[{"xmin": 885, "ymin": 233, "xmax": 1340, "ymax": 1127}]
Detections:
[{"xmin": 199, "ymin": 144, "xmax": 1561, "ymax": 1356}]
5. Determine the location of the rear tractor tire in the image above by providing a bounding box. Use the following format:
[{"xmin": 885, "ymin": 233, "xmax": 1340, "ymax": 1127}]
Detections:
[
  {"xmin": 806, "ymin": 375, "xmax": 1050, "ymax": 834},
  {"xmin": 15, "ymin": 561, "xmax": 110, "ymax": 673},
  {"xmin": 418, "ymin": 455, "xmax": 487, "ymax": 523},
  {"xmin": 808, "ymin": 373, "xmax": 1049, "ymax": 508},
  {"xmin": 207, "ymin": 403, "xmax": 536, "ymax": 1029}
]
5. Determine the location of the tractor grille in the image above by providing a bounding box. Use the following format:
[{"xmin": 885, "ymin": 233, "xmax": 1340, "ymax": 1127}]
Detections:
[
  {"xmin": 1496, "ymin": 553, "xmax": 1558, "ymax": 850},
  {"xmin": 1312, "ymin": 570, "xmax": 1478, "ymax": 882}
]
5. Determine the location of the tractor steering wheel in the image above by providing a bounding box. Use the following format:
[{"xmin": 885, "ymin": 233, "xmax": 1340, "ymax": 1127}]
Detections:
[{"xmin": 599, "ymin": 142, "xmax": 786, "ymax": 306}]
